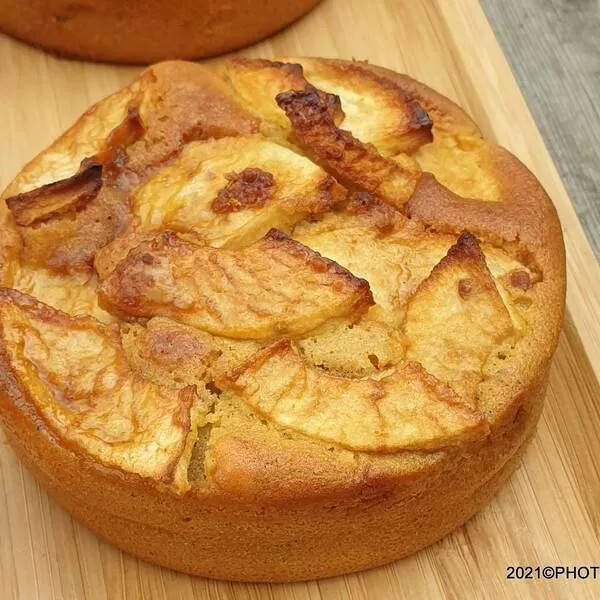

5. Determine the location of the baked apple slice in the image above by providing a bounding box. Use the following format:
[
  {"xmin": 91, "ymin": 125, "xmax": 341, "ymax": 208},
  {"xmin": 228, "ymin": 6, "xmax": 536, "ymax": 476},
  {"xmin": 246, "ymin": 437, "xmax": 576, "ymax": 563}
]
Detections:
[
  {"xmin": 293, "ymin": 58, "xmax": 433, "ymax": 155},
  {"xmin": 6, "ymin": 106, "xmax": 144, "ymax": 228},
  {"xmin": 404, "ymin": 232, "xmax": 515, "ymax": 405},
  {"xmin": 0, "ymin": 288, "xmax": 202, "ymax": 491},
  {"xmin": 4, "ymin": 107, "xmax": 145, "ymax": 273},
  {"xmin": 223, "ymin": 57, "xmax": 432, "ymax": 155},
  {"xmin": 99, "ymin": 229, "xmax": 374, "ymax": 339},
  {"xmin": 4, "ymin": 62, "xmax": 259, "ymax": 274},
  {"xmin": 294, "ymin": 204, "xmax": 531, "ymax": 330},
  {"xmin": 295, "ymin": 212, "xmax": 452, "ymax": 326},
  {"xmin": 218, "ymin": 339, "xmax": 488, "ymax": 452},
  {"xmin": 276, "ymin": 88, "xmax": 421, "ymax": 207},
  {"xmin": 131, "ymin": 135, "xmax": 345, "ymax": 248},
  {"xmin": 6, "ymin": 164, "xmax": 103, "ymax": 228},
  {"xmin": 221, "ymin": 58, "xmax": 344, "ymax": 140}
]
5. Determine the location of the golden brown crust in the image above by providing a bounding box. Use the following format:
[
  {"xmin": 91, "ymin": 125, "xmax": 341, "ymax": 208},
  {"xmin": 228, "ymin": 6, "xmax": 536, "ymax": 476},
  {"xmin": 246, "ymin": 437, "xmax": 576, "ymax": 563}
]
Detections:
[
  {"xmin": 0, "ymin": 58, "xmax": 566, "ymax": 582},
  {"xmin": 345, "ymin": 192, "xmax": 403, "ymax": 234},
  {"xmin": 407, "ymin": 157, "xmax": 556, "ymax": 256},
  {"xmin": 133, "ymin": 318, "xmax": 223, "ymax": 375},
  {"xmin": 93, "ymin": 232, "xmax": 159, "ymax": 281},
  {"xmin": 121, "ymin": 317, "xmax": 259, "ymax": 389}
]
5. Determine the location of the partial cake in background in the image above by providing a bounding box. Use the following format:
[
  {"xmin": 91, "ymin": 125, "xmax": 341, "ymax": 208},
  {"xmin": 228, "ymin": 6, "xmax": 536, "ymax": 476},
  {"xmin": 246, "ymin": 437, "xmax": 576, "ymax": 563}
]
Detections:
[{"xmin": 0, "ymin": 0, "xmax": 321, "ymax": 63}]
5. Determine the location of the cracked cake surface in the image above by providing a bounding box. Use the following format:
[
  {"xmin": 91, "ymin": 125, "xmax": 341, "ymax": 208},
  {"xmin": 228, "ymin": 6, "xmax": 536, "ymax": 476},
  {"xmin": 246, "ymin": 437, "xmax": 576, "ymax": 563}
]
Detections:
[{"xmin": 0, "ymin": 57, "xmax": 565, "ymax": 581}]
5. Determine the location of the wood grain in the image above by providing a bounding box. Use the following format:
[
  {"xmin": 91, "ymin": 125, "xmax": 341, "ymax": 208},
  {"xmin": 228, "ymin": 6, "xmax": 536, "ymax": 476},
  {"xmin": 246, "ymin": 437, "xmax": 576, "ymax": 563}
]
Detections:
[
  {"xmin": 1, "ymin": 1, "xmax": 599, "ymax": 598},
  {"xmin": 481, "ymin": 0, "xmax": 600, "ymax": 259}
]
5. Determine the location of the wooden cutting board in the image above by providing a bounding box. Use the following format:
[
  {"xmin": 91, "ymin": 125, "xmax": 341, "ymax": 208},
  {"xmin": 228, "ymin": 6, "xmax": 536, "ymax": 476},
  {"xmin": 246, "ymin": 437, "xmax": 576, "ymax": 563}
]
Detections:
[{"xmin": 1, "ymin": 1, "xmax": 599, "ymax": 598}]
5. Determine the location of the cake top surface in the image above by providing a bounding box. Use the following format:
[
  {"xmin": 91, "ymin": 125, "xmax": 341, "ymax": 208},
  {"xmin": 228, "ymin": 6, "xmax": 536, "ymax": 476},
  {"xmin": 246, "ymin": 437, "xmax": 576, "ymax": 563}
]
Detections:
[{"xmin": 0, "ymin": 58, "xmax": 564, "ymax": 501}]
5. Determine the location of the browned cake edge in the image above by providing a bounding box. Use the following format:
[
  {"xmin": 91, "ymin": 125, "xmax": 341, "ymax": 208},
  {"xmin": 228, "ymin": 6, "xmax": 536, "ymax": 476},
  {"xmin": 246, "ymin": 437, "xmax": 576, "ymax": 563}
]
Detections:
[{"xmin": 0, "ymin": 354, "xmax": 548, "ymax": 580}]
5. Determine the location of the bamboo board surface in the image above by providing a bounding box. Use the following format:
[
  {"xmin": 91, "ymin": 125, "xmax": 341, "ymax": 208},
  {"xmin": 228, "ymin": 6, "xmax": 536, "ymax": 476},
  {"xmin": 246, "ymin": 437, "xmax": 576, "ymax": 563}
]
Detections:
[{"xmin": 1, "ymin": 1, "xmax": 599, "ymax": 598}]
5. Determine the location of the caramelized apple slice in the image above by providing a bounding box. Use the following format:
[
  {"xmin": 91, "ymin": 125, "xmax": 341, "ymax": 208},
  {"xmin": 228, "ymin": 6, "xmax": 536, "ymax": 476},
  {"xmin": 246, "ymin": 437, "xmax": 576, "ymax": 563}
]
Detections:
[
  {"xmin": 6, "ymin": 107, "xmax": 144, "ymax": 228},
  {"xmin": 294, "ymin": 58, "xmax": 433, "ymax": 155},
  {"xmin": 404, "ymin": 232, "xmax": 514, "ymax": 405},
  {"xmin": 218, "ymin": 339, "xmax": 488, "ymax": 452},
  {"xmin": 221, "ymin": 58, "xmax": 344, "ymax": 140},
  {"xmin": 222, "ymin": 58, "xmax": 432, "ymax": 155},
  {"xmin": 6, "ymin": 62, "xmax": 259, "ymax": 274},
  {"xmin": 99, "ymin": 229, "xmax": 374, "ymax": 340},
  {"xmin": 5, "ymin": 107, "xmax": 145, "ymax": 273},
  {"xmin": 295, "ymin": 214, "xmax": 449, "ymax": 326},
  {"xmin": 276, "ymin": 89, "xmax": 421, "ymax": 207},
  {"xmin": 0, "ymin": 289, "xmax": 201, "ymax": 491},
  {"xmin": 6, "ymin": 164, "xmax": 103, "ymax": 227},
  {"xmin": 131, "ymin": 135, "xmax": 345, "ymax": 247}
]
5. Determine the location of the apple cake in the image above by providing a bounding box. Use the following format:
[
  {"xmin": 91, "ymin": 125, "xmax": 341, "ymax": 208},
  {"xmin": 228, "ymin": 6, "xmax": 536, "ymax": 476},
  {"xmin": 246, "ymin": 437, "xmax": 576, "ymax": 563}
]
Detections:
[{"xmin": 0, "ymin": 58, "xmax": 565, "ymax": 581}]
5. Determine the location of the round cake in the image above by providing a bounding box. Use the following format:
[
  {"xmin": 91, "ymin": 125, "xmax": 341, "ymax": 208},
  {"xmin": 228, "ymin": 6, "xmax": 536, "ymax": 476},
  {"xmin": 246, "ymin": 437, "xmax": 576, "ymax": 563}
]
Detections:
[
  {"xmin": 0, "ymin": 58, "xmax": 565, "ymax": 581},
  {"xmin": 0, "ymin": 0, "xmax": 321, "ymax": 63}
]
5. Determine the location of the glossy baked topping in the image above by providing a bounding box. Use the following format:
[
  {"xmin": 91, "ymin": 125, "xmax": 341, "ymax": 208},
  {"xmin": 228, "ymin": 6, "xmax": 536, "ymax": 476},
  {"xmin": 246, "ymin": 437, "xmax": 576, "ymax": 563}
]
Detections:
[{"xmin": 0, "ymin": 58, "xmax": 548, "ymax": 494}]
